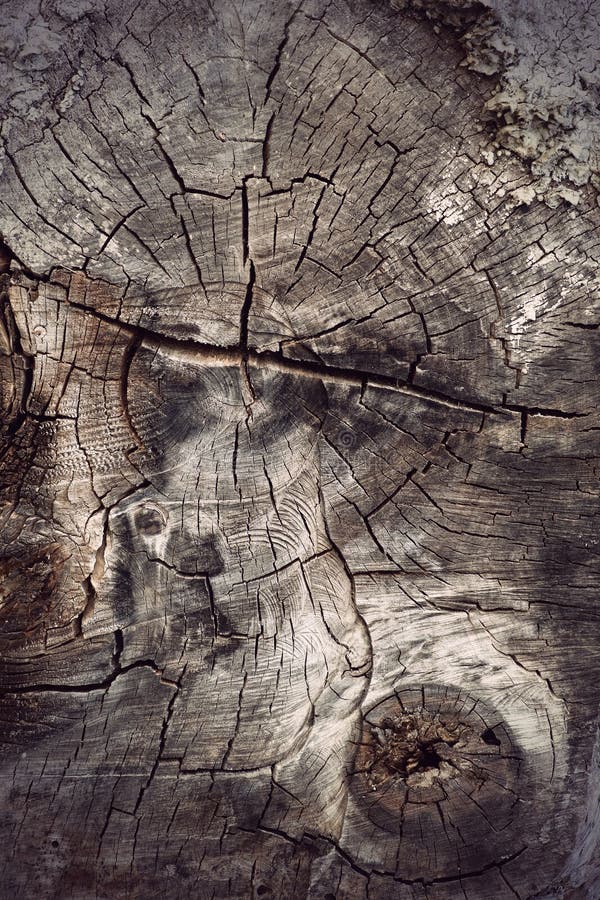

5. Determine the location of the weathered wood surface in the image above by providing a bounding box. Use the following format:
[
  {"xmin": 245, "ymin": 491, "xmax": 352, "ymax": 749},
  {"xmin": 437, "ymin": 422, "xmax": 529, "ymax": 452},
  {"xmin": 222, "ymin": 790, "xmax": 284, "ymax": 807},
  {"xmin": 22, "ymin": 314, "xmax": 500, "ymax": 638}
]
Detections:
[{"xmin": 0, "ymin": 0, "xmax": 599, "ymax": 897}]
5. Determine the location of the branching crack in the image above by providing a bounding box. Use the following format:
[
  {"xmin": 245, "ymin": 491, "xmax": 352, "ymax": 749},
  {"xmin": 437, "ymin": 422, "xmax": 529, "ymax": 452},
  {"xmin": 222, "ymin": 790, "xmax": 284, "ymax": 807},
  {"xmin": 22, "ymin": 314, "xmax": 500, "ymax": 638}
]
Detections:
[
  {"xmin": 0, "ymin": 657, "xmax": 172, "ymax": 696},
  {"xmin": 133, "ymin": 664, "xmax": 186, "ymax": 814}
]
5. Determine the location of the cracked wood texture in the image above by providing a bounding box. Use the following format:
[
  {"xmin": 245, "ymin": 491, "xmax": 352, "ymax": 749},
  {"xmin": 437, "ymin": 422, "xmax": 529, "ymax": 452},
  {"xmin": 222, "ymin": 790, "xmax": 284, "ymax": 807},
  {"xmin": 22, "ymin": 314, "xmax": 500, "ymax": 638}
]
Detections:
[{"xmin": 0, "ymin": 1, "xmax": 599, "ymax": 898}]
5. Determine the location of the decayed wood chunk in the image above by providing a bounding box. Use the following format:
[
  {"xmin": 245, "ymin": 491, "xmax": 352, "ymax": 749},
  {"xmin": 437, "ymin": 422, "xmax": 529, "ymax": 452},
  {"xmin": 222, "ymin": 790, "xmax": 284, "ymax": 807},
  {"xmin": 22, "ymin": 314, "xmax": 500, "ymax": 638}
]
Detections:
[{"xmin": 0, "ymin": 0, "xmax": 599, "ymax": 897}]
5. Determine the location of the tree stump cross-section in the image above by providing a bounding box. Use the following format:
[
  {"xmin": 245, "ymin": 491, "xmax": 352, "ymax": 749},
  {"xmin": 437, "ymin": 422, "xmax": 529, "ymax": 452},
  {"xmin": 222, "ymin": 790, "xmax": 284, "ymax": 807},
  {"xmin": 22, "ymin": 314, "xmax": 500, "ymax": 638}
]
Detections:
[{"xmin": 1, "ymin": 1, "xmax": 600, "ymax": 897}]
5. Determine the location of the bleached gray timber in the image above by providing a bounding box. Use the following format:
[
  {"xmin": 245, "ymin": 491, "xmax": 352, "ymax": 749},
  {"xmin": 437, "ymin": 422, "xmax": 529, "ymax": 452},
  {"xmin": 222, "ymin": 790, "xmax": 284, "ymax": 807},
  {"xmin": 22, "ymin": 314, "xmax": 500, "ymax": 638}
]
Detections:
[{"xmin": 0, "ymin": 0, "xmax": 599, "ymax": 897}]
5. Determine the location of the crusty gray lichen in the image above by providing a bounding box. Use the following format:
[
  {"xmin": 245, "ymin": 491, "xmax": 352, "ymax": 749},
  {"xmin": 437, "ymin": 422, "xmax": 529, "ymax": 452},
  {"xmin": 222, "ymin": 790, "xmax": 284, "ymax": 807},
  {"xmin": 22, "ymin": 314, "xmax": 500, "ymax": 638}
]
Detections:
[{"xmin": 393, "ymin": 0, "xmax": 600, "ymax": 207}]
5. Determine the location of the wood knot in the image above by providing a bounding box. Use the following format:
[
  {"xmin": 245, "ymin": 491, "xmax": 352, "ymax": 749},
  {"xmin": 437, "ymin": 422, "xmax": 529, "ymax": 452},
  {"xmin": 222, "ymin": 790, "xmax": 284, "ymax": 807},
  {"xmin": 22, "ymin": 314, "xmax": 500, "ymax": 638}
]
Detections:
[
  {"xmin": 354, "ymin": 690, "xmax": 520, "ymax": 807},
  {"xmin": 366, "ymin": 710, "xmax": 464, "ymax": 789},
  {"xmin": 346, "ymin": 685, "xmax": 529, "ymax": 877},
  {"xmin": 133, "ymin": 503, "xmax": 168, "ymax": 536},
  {"xmin": 0, "ymin": 542, "xmax": 70, "ymax": 636}
]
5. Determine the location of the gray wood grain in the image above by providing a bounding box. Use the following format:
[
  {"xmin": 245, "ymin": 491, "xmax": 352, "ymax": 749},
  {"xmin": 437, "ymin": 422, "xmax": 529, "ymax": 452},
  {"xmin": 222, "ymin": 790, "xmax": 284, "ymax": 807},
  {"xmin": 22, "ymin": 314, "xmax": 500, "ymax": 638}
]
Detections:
[{"xmin": 0, "ymin": 0, "xmax": 599, "ymax": 897}]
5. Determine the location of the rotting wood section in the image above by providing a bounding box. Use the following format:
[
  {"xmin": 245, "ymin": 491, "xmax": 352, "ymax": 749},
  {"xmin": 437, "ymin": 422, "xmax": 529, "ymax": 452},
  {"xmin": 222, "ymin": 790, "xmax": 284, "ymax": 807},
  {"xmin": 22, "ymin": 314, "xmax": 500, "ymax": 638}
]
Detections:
[{"xmin": 0, "ymin": 1, "xmax": 599, "ymax": 898}]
